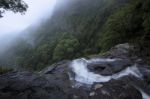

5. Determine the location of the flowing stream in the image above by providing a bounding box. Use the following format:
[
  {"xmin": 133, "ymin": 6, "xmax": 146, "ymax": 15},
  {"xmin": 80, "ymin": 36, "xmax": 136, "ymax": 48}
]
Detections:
[
  {"xmin": 70, "ymin": 58, "xmax": 150, "ymax": 99},
  {"xmin": 70, "ymin": 58, "xmax": 142, "ymax": 85}
]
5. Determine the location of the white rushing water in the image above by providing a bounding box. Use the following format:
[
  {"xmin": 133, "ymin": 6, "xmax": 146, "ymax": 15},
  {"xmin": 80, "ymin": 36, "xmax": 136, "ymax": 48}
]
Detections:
[
  {"xmin": 135, "ymin": 87, "xmax": 150, "ymax": 99},
  {"xmin": 140, "ymin": 90, "xmax": 150, "ymax": 99},
  {"xmin": 70, "ymin": 58, "xmax": 150, "ymax": 99},
  {"xmin": 70, "ymin": 58, "xmax": 143, "ymax": 85}
]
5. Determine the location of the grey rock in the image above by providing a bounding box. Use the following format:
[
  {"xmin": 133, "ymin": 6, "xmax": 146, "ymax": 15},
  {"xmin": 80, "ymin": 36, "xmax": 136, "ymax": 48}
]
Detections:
[
  {"xmin": 88, "ymin": 59, "xmax": 132, "ymax": 75},
  {"xmin": 0, "ymin": 43, "xmax": 150, "ymax": 99},
  {"xmin": 108, "ymin": 43, "xmax": 134, "ymax": 58}
]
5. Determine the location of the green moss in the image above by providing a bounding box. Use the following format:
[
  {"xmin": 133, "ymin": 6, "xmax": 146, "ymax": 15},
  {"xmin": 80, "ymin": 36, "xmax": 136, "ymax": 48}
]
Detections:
[{"xmin": 0, "ymin": 67, "xmax": 13, "ymax": 75}]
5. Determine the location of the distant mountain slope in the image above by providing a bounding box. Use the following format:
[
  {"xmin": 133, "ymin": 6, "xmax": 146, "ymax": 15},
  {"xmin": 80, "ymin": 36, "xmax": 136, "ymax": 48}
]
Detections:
[{"xmin": 0, "ymin": 0, "xmax": 149, "ymax": 70}]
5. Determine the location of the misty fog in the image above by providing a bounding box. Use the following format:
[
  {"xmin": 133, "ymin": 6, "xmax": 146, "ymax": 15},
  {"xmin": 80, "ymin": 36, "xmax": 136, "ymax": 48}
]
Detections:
[
  {"xmin": 0, "ymin": 0, "xmax": 57, "ymax": 54},
  {"xmin": 0, "ymin": 1, "xmax": 150, "ymax": 99}
]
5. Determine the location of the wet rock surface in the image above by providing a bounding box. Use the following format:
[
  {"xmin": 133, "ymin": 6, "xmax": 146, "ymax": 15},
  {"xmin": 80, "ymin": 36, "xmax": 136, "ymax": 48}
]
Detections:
[
  {"xmin": 0, "ymin": 43, "xmax": 150, "ymax": 99},
  {"xmin": 90, "ymin": 77, "xmax": 143, "ymax": 99},
  {"xmin": 87, "ymin": 59, "xmax": 132, "ymax": 75}
]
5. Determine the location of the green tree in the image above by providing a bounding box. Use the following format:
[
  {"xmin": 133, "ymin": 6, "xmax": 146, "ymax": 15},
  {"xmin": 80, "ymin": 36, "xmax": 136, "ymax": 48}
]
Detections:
[
  {"xmin": 100, "ymin": 0, "xmax": 144, "ymax": 52},
  {"xmin": 53, "ymin": 33, "xmax": 80, "ymax": 61}
]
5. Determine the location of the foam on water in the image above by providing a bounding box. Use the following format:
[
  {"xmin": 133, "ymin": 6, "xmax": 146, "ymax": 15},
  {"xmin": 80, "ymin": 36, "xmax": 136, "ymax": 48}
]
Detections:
[
  {"xmin": 70, "ymin": 58, "xmax": 142, "ymax": 85},
  {"xmin": 135, "ymin": 87, "xmax": 150, "ymax": 99},
  {"xmin": 70, "ymin": 58, "xmax": 150, "ymax": 99},
  {"xmin": 141, "ymin": 90, "xmax": 150, "ymax": 99},
  {"xmin": 86, "ymin": 58, "xmax": 117, "ymax": 64}
]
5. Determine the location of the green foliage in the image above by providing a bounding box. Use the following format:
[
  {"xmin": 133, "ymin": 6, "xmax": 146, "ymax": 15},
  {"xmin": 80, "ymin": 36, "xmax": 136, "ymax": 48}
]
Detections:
[
  {"xmin": 0, "ymin": 0, "xmax": 132, "ymax": 70},
  {"xmin": 0, "ymin": 67, "xmax": 13, "ymax": 75},
  {"xmin": 53, "ymin": 33, "xmax": 80, "ymax": 61},
  {"xmin": 100, "ymin": 0, "xmax": 150, "ymax": 54},
  {"xmin": 1, "ymin": 0, "xmax": 150, "ymax": 70},
  {"xmin": 0, "ymin": 0, "xmax": 28, "ymax": 17}
]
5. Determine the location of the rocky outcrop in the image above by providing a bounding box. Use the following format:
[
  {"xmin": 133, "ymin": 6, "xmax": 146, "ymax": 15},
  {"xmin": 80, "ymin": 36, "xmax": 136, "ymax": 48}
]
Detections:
[
  {"xmin": 87, "ymin": 59, "xmax": 132, "ymax": 75},
  {"xmin": 0, "ymin": 43, "xmax": 150, "ymax": 99},
  {"xmin": 90, "ymin": 77, "xmax": 143, "ymax": 99}
]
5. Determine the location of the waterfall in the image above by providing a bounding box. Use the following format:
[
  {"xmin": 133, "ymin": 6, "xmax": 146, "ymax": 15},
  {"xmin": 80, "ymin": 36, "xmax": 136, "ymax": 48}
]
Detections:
[{"xmin": 70, "ymin": 58, "xmax": 142, "ymax": 85}]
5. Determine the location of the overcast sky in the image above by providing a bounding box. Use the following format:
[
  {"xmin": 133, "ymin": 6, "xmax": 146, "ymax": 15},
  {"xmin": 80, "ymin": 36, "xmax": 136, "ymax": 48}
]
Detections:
[{"xmin": 0, "ymin": 0, "xmax": 56, "ymax": 35}]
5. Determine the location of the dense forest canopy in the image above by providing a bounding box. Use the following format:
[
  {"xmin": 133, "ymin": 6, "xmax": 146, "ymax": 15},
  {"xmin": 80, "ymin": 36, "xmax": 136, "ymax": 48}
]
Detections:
[{"xmin": 0, "ymin": 0, "xmax": 149, "ymax": 71}]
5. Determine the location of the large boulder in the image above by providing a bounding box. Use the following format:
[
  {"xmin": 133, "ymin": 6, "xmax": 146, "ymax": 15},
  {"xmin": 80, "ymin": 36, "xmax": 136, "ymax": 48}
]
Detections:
[{"xmin": 107, "ymin": 43, "xmax": 134, "ymax": 58}]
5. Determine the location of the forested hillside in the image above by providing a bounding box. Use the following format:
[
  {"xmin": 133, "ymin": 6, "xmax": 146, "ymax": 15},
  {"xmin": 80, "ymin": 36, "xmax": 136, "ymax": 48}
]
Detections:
[{"xmin": 0, "ymin": 0, "xmax": 149, "ymax": 71}]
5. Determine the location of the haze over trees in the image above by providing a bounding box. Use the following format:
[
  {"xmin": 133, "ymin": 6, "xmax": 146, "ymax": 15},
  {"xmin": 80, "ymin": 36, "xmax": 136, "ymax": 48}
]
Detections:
[{"xmin": 0, "ymin": 0, "xmax": 149, "ymax": 71}]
